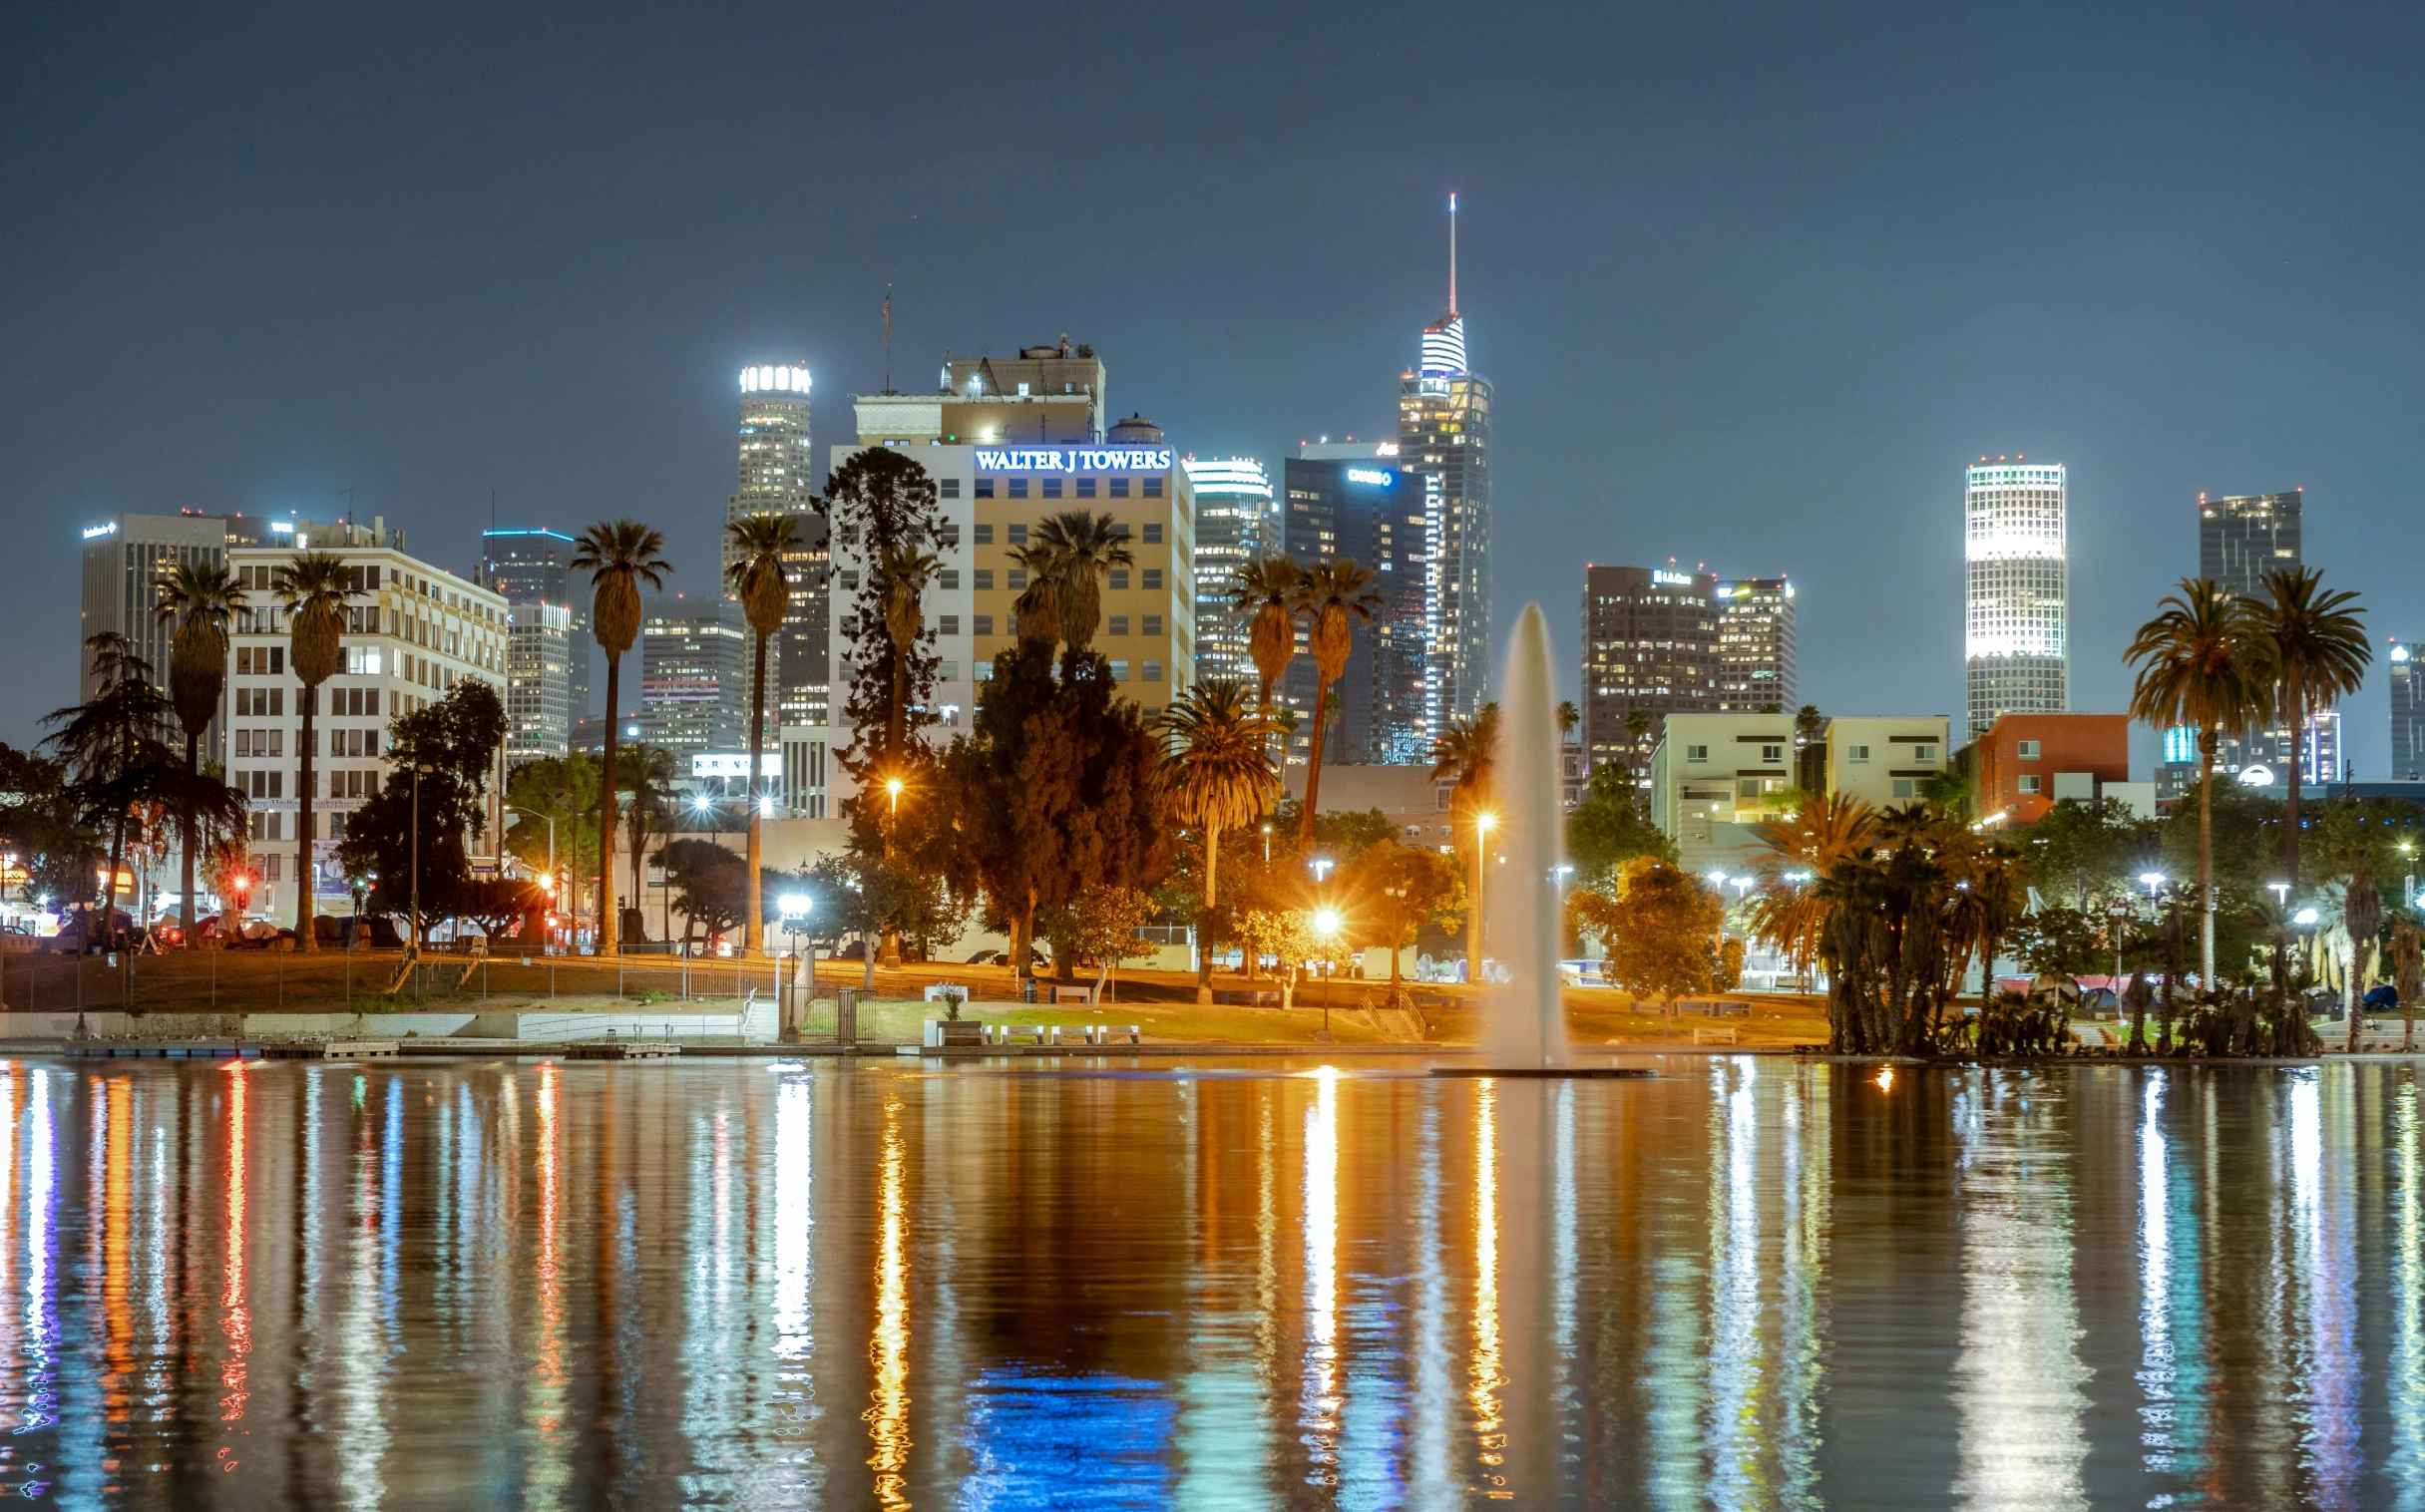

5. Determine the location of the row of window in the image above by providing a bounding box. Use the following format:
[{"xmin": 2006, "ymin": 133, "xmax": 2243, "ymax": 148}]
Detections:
[
  {"xmin": 240, "ymin": 765, "xmax": 382, "ymax": 798},
  {"xmin": 969, "ymin": 567, "xmax": 1165, "ymax": 592},
  {"xmin": 1679, "ymin": 741, "xmax": 1939, "ymax": 764},
  {"xmin": 974, "ymin": 659, "xmax": 1164, "ymax": 683},
  {"xmin": 960, "ymin": 477, "xmax": 1164, "ymax": 501},
  {"xmin": 232, "ymin": 685, "xmax": 393, "ymax": 718}
]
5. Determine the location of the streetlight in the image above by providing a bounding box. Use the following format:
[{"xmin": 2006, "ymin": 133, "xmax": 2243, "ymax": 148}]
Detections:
[
  {"xmin": 1472, "ymin": 812, "xmax": 1497, "ymax": 976},
  {"xmin": 2140, "ymin": 872, "xmax": 2166, "ymax": 899},
  {"xmin": 779, "ymin": 893, "xmax": 815, "ymax": 1030},
  {"xmin": 1310, "ymin": 858, "xmax": 1335, "ymax": 883},
  {"xmin": 505, "ymin": 805, "xmax": 557, "ymax": 888},
  {"xmin": 1312, "ymin": 908, "xmax": 1342, "ymax": 1037},
  {"xmin": 2268, "ymin": 881, "xmax": 2291, "ymax": 908},
  {"xmin": 1261, "ymin": 823, "xmax": 1272, "ymax": 867}
]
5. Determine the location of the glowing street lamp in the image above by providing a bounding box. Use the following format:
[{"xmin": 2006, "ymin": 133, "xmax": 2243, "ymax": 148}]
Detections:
[
  {"xmin": 1471, "ymin": 813, "xmax": 1498, "ymax": 972},
  {"xmin": 1311, "ymin": 907, "xmax": 1343, "ymax": 1035},
  {"xmin": 2140, "ymin": 872, "xmax": 2166, "ymax": 898},
  {"xmin": 1310, "ymin": 858, "xmax": 1335, "ymax": 883}
]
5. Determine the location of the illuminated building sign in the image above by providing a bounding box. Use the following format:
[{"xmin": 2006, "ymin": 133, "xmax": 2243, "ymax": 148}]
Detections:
[
  {"xmin": 1345, "ymin": 469, "xmax": 1395, "ymax": 487},
  {"xmin": 692, "ymin": 753, "xmax": 781, "ymax": 778},
  {"xmin": 974, "ymin": 448, "xmax": 1173, "ymax": 474},
  {"xmin": 1652, "ymin": 569, "xmax": 1697, "ymax": 586},
  {"xmin": 82, "ymin": 522, "xmax": 117, "ymax": 540}
]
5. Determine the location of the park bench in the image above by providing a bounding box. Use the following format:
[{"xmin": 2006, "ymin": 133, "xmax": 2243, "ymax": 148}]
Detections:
[
  {"xmin": 1051, "ymin": 985, "xmax": 1096, "ymax": 1005},
  {"xmin": 923, "ymin": 1019, "xmax": 986, "ymax": 1049},
  {"xmin": 987, "ymin": 1023, "xmax": 1046, "ymax": 1046}
]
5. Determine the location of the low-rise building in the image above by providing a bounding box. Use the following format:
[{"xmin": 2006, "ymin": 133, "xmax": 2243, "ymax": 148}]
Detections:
[
  {"xmin": 1648, "ymin": 712, "xmax": 1800, "ymax": 876},
  {"xmin": 1967, "ymin": 712, "xmax": 2132, "ymax": 828},
  {"xmin": 1282, "ymin": 763, "xmax": 1462, "ymax": 856},
  {"xmin": 1815, "ymin": 715, "xmax": 1952, "ymax": 810}
]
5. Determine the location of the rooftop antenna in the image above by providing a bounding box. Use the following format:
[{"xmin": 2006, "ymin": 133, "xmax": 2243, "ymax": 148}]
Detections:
[
  {"xmin": 1448, "ymin": 191, "xmax": 1458, "ymax": 317},
  {"xmin": 339, "ymin": 484, "xmax": 358, "ymax": 532}
]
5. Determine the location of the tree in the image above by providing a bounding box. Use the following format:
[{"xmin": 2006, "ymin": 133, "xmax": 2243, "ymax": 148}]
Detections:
[
  {"xmin": 271, "ymin": 552, "xmax": 357, "ymax": 951},
  {"xmin": 1565, "ymin": 762, "xmax": 1678, "ymax": 889},
  {"xmin": 1291, "ymin": 559, "xmax": 1383, "ymax": 844},
  {"xmin": 42, "ymin": 634, "xmax": 177, "ymax": 945},
  {"xmin": 617, "ymin": 744, "xmax": 678, "ymax": 944},
  {"xmin": 1556, "ymin": 700, "xmax": 1578, "ymax": 740},
  {"xmin": 658, "ymin": 837, "xmax": 749, "ymax": 946},
  {"xmin": 1337, "ymin": 839, "xmax": 1465, "ymax": 998},
  {"xmin": 2345, "ymin": 859, "xmax": 2383, "ymax": 1053},
  {"xmin": 1595, "ymin": 857, "xmax": 1727, "ymax": 1012},
  {"xmin": 826, "ymin": 447, "xmax": 949, "ymax": 786},
  {"xmin": 1154, "ymin": 681, "xmax": 1282, "ymax": 998},
  {"xmin": 2396, "ymin": 915, "xmax": 2422, "ymax": 1052},
  {"xmin": 1745, "ymin": 793, "xmax": 1880, "ymax": 985},
  {"xmin": 2252, "ymin": 566, "xmax": 2370, "ymax": 896},
  {"xmin": 725, "ymin": 509, "xmax": 802, "ymax": 958},
  {"xmin": 1429, "ymin": 702, "xmax": 1500, "ymax": 978},
  {"xmin": 153, "ymin": 559, "xmax": 245, "ymax": 944},
  {"xmin": 1230, "ymin": 907, "xmax": 1318, "ymax": 1008},
  {"xmin": 2127, "ymin": 578, "xmax": 2272, "ymax": 1001},
  {"xmin": 1018, "ymin": 511, "xmax": 1134, "ymax": 649},
  {"xmin": 1233, "ymin": 556, "xmax": 1301, "ymax": 722},
  {"xmin": 2016, "ymin": 796, "xmax": 2162, "ymax": 910},
  {"xmin": 333, "ymin": 681, "xmax": 507, "ymax": 928},
  {"xmin": 457, "ymin": 877, "xmax": 544, "ymax": 944},
  {"xmin": 1037, "ymin": 885, "xmax": 1158, "ymax": 1000},
  {"xmin": 503, "ymin": 753, "xmax": 602, "ymax": 918},
  {"xmin": 0, "ymin": 745, "xmax": 97, "ymax": 912},
  {"xmin": 571, "ymin": 520, "xmax": 671, "ymax": 954},
  {"xmin": 2011, "ymin": 905, "xmax": 2108, "ymax": 975}
]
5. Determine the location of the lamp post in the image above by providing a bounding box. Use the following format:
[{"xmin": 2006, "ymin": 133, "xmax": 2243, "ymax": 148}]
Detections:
[
  {"xmin": 504, "ymin": 805, "xmax": 557, "ymax": 887},
  {"xmin": 1262, "ymin": 823, "xmax": 1272, "ymax": 868},
  {"xmin": 1313, "ymin": 908, "xmax": 1342, "ymax": 1038},
  {"xmin": 884, "ymin": 776, "xmax": 905, "ymax": 860},
  {"xmin": 2404, "ymin": 841, "xmax": 2418, "ymax": 910},
  {"xmin": 779, "ymin": 893, "xmax": 814, "ymax": 1037},
  {"xmin": 1472, "ymin": 812, "xmax": 1497, "ymax": 979}
]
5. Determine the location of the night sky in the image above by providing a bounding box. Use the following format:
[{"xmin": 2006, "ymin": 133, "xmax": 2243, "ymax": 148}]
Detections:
[{"xmin": 6, "ymin": 4, "xmax": 2422, "ymax": 772}]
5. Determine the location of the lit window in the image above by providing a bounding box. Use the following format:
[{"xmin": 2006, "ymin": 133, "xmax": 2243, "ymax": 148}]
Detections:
[{"xmin": 2017, "ymin": 739, "xmax": 2040, "ymax": 760}]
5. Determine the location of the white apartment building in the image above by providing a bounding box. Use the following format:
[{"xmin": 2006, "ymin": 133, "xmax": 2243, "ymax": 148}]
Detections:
[
  {"xmin": 1819, "ymin": 715, "xmax": 1951, "ymax": 809},
  {"xmin": 1650, "ymin": 711, "xmax": 1953, "ymax": 876},
  {"xmin": 222, "ymin": 518, "xmax": 510, "ymax": 927}
]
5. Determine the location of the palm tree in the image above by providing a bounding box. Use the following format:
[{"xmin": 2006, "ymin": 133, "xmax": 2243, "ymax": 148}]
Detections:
[
  {"xmin": 1156, "ymin": 681, "xmax": 1283, "ymax": 999},
  {"xmin": 619, "ymin": 743, "xmax": 679, "ymax": 945},
  {"xmin": 1233, "ymin": 555, "xmax": 1301, "ymax": 719},
  {"xmin": 153, "ymin": 560, "xmax": 245, "ymax": 944},
  {"xmin": 1291, "ymin": 560, "xmax": 1383, "ymax": 844},
  {"xmin": 42, "ymin": 633, "xmax": 176, "ymax": 947},
  {"xmin": 1026, "ymin": 511, "xmax": 1133, "ymax": 649},
  {"xmin": 1430, "ymin": 701, "xmax": 1501, "ymax": 981},
  {"xmin": 874, "ymin": 542, "xmax": 941, "ymax": 756},
  {"xmin": 1556, "ymin": 700, "xmax": 1579, "ymax": 740},
  {"xmin": 2346, "ymin": 861, "xmax": 2382, "ymax": 1055},
  {"xmin": 2251, "ymin": 567, "xmax": 2370, "ymax": 894},
  {"xmin": 572, "ymin": 521, "xmax": 671, "ymax": 955},
  {"xmin": 2127, "ymin": 578, "xmax": 2271, "ymax": 995},
  {"xmin": 726, "ymin": 511, "xmax": 801, "ymax": 958},
  {"xmin": 272, "ymin": 552, "xmax": 355, "ymax": 952},
  {"xmin": 1746, "ymin": 792, "xmax": 1880, "ymax": 983},
  {"xmin": 1010, "ymin": 540, "xmax": 1061, "ymax": 647}
]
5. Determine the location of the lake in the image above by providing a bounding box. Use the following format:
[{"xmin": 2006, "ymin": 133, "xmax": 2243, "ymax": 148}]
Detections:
[{"xmin": 0, "ymin": 1052, "xmax": 2418, "ymax": 1508}]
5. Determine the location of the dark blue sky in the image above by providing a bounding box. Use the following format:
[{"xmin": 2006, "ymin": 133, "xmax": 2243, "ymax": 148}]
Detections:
[{"xmin": 6, "ymin": 3, "xmax": 2422, "ymax": 772}]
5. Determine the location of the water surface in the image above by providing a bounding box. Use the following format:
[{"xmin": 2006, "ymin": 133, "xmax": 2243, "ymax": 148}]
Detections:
[{"xmin": 0, "ymin": 1053, "xmax": 2420, "ymax": 1508}]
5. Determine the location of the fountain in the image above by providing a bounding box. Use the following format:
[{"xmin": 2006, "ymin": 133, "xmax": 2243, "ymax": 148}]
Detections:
[{"xmin": 1434, "ymin": 602, "xmax": 1651, "ymax": 1078}]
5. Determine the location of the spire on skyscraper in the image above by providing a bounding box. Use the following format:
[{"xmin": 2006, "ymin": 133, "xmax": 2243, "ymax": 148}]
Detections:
[{"xmin": 1419, "ymin": 194, "xmax": 1468, "ymax": 377}]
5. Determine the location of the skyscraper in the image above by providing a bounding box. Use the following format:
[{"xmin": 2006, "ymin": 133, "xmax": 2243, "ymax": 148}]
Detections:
[
  {"xmin": 1180, "ymin": 456, "xmax": 1272, "ymax": 688},
  {"xmin": 1580, "ymin": 565, "xmax": 1722, "ymax": 793},
  {"xmin": 1716, "ymin": 576, "xmax": 1797, "ymax": 712},
  {"xmin": 638, "ymin": 596, "xmax": 748, "ymax": 756},
  {"xmin": 480, "ymin": 528, "xmax": 593, "ymax": 729},
  {"xmin": 2394, "ymin": 639, "xmax": 2424, "ymax": 780},
  {"xmin": 79, "ymin": 509, "xmax": 268, "ymax": 706},
  {"xmin": 1280, "ymin": 448, "xmax": 1428, "ymax": 764},
  {"xmin": 1963, "ymin": 458, "xmax": 2068, "ymax": 739},
  {"xmin": 1399, "ymin": 195, "xmax": 1492, "ymax": 728},
  {"xmin": 2200, "ymin": 489, "xmax": 2301, "ymax": 595},
  {"xmin": 503, "ymin": 601, "xmax": 574, "ymax": 765},
  {"xmin": 726, "ymin": 363, "xmax": 833, "ymax": 730}
]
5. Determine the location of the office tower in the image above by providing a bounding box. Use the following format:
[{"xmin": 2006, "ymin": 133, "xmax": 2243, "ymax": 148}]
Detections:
[
  {"xmin": 223, "ymin": 518, "xmax": 509, "ymax": 926},
  {"xmin": 637, "ymin": 596, "xmax": 748, "ymax": 756},
  {"xmin": 2395, "ymin": 640, "xmax": 2423, "ymax": 779},
  {"xmin": 1399, "ymin": 196, "xmax": 1492, "ymax": 728},
  {"xmin": 79, "ymin": 510, "xmax": 268, "ymax": 706},
  {"xmin": 2200, "ymin": 489, "xmax": 2301, "ymax": 596},
  {"xmin": 1279, "ymin": 448, "xmax": 1428, "ymax": 764},
  {"xmin": 480, "ymin": 528, "xmax": 594, "ymax": 729},
  {"xmin": 1580, "ymin": 565, "xmax": 1722, "ymax": 793},
  {"xmin": 1716, "ymin": 576, "xmax": 1797, "ymax": 712},
  {"xmin": 1180, "ymin": 456, "xmax": 1272, "ymax": 688},
  {"xmin": 724, "ymin": 363, "xmax": 833, "ymax": 729},
  {"xmin": 504, "ymin": 601, "xmax": 573, "ymax": 765},
  {"xmin": 1963, "ymin": 458, "xmax": 2068, "ymax": 739}
]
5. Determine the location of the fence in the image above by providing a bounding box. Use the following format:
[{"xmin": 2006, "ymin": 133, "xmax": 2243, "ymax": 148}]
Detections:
[{"xmin": 0, "ymin": 945, "xmax": 801, "ymax": 1016}]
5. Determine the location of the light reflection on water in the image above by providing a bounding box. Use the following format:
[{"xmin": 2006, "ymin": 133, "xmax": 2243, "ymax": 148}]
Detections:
[{"xmin": 2, "ymin": 1057, "xmax": 2425, "ymax": 1505}]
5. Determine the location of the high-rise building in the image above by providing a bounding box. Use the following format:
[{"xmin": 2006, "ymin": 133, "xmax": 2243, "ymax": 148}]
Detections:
[
  {"xmin": 1180, "ymin": 456, "xmax": 1272, "ymax": 689},
  {"xmin": 1716, "ymin": 576, "xmax": 1797, "ymax": 712},
  {"xmin": 1399, "ymin": 197, "xmax": 1492, "ymax": 727},
  {"xmin": 79, "ymin": 509, "xmax": 269, "ymax": 708},
  {"xmin": 1580, "ymin": 565, "xmax": 1722, "ymax": 793},
  {"xmin": 637, "ymin": 596, "xmax": 747, "ymax": 756},
  {"xmin": 1963, "ymin": 458, "xmax": 2068, "ymax": 739},
  {"xmin": 223, "ymin": 518, "xmax": 509, "ymax": 927},
  {"xmin": 2395, "ymin": 640, "xmax": 2424, "ymax": 780},
  {"xmin": 503, "ymin": 601, "xmax": 574, "ymax": 765},
  {"xmin": 480, "ymin": 528, "xmax": 594, "ymax": 730},
  {"xmin": 2200, "ymin": 489, "xmax": 2301, "ymax": 596},
  {"xmin": 724, "ymin": 363, "xmax": 833, "ymax": 731},
  {"xmin": 1279, "ymin": 448, "xmax": 1428, "ymax": 764}
]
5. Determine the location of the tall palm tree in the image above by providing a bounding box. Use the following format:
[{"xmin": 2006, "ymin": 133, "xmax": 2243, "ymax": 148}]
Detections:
[
  {"xmin": 2127, "ymin": 578, "xmax": 2271, "ymax": 994},
  {"xmin": 1233, "ymin": 555, "xmax": 1301, "ymax": 719},
  {"xmin": 1027, "ymin": 510, "xmax": 1134, "ymax": 649},
  {"xmin": 1430, "ymin": 701, "xmax": 1501, "ymax": 981},
  {"xmin": 874, "ymin": 542, "xmax": 941, "ymax": 756},
  {"xmin": 154, "ymin": 560, "xmax": 245, "ymax": 944},
  {"xmin": 726, "ymin": 511, "xmax": 801, "ymax": 958},
  {"xmin": 1155, "ymin": 681, "xmax": 1283, "ymax": 999},
  {"xmin": 1010, "ymin": 541, "xmax": 1061, "ymax": 647},
  {"xmin": 1747, "ymin": 792, "xmax": 1880, "ymax": 982},
  {"xmin": 572, "ymin": 521, "xmax": 671, "ymax": 955},
  {"xmin": 1291, "ymin": 559, "xmax": 1383, "ymax": 843},
  {"xmin": 1556, "ymin": 700, "xmax": 1579, "ymax": 740},
  {"xmin": 272, "ymin": 552, "xmax": 355, "ymax": 953},
  {"xmin": 2252, "ymin": 566, "xmax": 2370, "ymax": 894}
]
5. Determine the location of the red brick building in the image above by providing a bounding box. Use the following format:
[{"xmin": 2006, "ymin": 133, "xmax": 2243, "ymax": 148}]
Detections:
[{"xmin": 1971, "ymin": 712, "xmax": 2132, "ymax": 827}]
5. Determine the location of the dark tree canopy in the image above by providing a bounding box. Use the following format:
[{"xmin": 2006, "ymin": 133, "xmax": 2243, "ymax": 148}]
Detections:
[{"xmin": 334, "ymin": 681, "xmax": 508, "ymax": 921}]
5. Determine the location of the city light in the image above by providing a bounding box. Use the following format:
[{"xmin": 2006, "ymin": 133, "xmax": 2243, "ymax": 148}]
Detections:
[
  {"xmin": 2295, "ymin": 908, "xmax": 2320, "ymax": 927},
  {"xmin": 1313, "ymin": 909, "xmax": 1340, "ymax": 939}
]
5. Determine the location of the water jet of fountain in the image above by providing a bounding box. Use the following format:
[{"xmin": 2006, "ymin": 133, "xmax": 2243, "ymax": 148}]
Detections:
[{"xmin": 1480, "ymin": 603, "xmax": 1571, "ymax": 1070}]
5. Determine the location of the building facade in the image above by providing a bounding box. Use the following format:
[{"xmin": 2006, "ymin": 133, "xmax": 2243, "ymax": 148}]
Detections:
[
  {"xmin": 1279, "ymin": 449, "xmax": 1428, "ymax": 765},
  {"xmin": 1180, "ymin": 456, "xmax": 1272, "ymax": 689},
  {"xmin": 1968, "ymin": 712, "xmax": 2131, "ymax": 828},
  {"xmin": 480, "ymin": 527, "xmax": 593, "ymax": 740},
  {"xmin": 1399, "ymin": 310, "xmax": 1492, "ymax": 727},
  {"xmin": 503, "ymin": 601, "xmax": 574, "ymax": 765},
  {"xmin": 724, "ymin": 363, "xmax": 833, "ymax": 730},
  {"xmin": 2396, "ymin": 640, "xmax": 2424, "ymax": 780},
  {"xmin": 222, "ymin": 518, "xmax": 509, "ymax": 926},
  {"xmin": 2200, "ymin": 489, "xmax": 2301, "ymax": 595},
  {"xmin": 1579, "ymin": 566, "xmax": 1722, "ymax": 796},
  {"xmin": 637, "ymin": 596, "xmax": 748, "ymax": 756},
  {"xmin": 1647, "ymin": 712, "xmax": 1799, "ymax": 876},
  {"xmin": 1963, "ymin": 459, "xmax": 2068, "ymax": 739},
  {"xmin": 1715, "ymin": 576, "xmax": 1797, "ymax": 712},
  {"xmin": 79, "ymin": 510, "xmax": 270, "ymax": 712}
]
